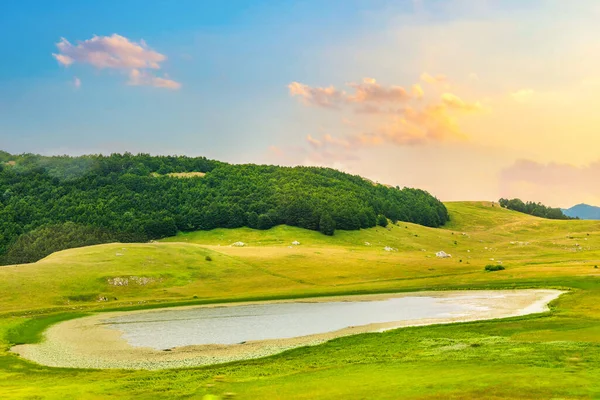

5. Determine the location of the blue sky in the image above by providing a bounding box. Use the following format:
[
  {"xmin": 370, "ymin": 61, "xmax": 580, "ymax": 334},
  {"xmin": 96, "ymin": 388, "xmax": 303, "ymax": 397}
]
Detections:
[
  {"xmin": 1, "ymin": 0, "xmax": 404, "ymax": 157},
  {"xmin": 3, "ymin": 1, "xmax": 600, "ymax": 206}
]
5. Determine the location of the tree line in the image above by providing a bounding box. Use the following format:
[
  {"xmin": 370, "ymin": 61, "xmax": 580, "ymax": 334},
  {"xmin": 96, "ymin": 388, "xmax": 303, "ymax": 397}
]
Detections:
[
  {"xmin": 498, "ymin": 198, "xmax": 575, "ymax": 220},
  {"xmin": 0, "ymin": 151, "xmax": 449, "ymax": 264}
]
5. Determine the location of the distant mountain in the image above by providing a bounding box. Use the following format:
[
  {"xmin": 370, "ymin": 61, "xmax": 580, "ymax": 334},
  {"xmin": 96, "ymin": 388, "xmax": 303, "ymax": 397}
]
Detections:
[{"xmin": 562, "ymin": 204, "xmax": 600, "ymax": 220}]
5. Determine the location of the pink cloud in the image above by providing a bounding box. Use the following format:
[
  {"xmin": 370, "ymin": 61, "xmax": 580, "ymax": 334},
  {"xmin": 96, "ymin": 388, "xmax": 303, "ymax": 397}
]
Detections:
[
  {"xmin": 286, "ymin": 74, "xmax": 481, "ymax": 166},
  {"xmin": 353, "ymin": 104, "xmax": 467, "ymax": 147},
  {"xmin": 412, "ymin": 84, "xmax": 424, "ymax": 99},
  {"xmin": 53, "ymin": 34, "xmax": 165, "ymax": 69},
  {"xmin": 420, "ymin": 72, "xmax": 448, "ymax": 86},
  {"xmin": 52, "ymin": 34, "xmax": 180, "ymax": 89},
  {"xmin": 306, "ymin": 134, "xmax": 322, "ymax": 148},
  {"xmin": 268, "ymin": 145, "xmax": 284, "ymax": 157},
  {"xmin": 323, "ymin": 134, "xmax": 351, "ymax": 148},
  {"xmin": 354, "ymin": 104, "xmax": 385, "ymax": 114},
  {"xmin": 54, "ymin": 54, "xmax": 74, "ymax": 66},
  {"xmin": 346, "ymin": 78, "xmax": 411, "ymax": 104},
  {"xmin": 441, "ymin": 93, "xmax": 482, "ymax": 111},
  {"xmin": 288, "ymin": 78, "xmax": 417, "ymax": 109},
  {"xmin": 499, "ymin": 159, "xmax": 600, "ymax": 206},
  {"xmin": 127, "ymin": 69, "xmax": 181, "ymax": 90},
  {"xmin": 288, "ymin": 82, "xmax": 345, "ymax": 108}
]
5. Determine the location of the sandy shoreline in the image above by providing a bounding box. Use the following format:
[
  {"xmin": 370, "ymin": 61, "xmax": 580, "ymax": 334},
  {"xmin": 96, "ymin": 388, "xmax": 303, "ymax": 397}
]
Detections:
[{"xmin": 12, "ymin": 289, "xmax": 564, "ymax": 370}]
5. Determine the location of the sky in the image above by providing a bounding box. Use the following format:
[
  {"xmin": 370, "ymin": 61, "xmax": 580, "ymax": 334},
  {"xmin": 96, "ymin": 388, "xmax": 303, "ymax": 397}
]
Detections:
[{"xmin": 2, "ymin": 0, "xmax": 600, "ymax": 207}]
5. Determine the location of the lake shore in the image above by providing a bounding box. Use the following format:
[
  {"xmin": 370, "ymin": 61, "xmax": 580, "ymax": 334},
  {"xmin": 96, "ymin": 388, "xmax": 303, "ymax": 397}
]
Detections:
[{"xmin": 12, "ymin": 289, "xmax": 563, "ymax": 370}]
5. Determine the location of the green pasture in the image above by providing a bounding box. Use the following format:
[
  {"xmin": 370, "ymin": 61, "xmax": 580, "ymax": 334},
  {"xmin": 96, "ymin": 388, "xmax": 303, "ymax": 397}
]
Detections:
[{"xmin": 1, "ymin": 202, "xmax": 600, "ymax": 399}]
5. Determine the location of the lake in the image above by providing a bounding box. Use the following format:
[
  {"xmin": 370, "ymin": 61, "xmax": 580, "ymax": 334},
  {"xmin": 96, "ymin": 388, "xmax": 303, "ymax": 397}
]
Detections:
[
  {"xmin": 106, "ymin": 295, "xmax": 486, "ymax": 350},
  {"xmin": 13, "ymin": 290, "xmax": 562, "ymax": 369}
]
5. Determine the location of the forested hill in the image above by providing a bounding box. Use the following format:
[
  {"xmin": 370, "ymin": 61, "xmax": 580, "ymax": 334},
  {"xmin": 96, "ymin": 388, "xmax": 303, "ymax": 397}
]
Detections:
[
  {"xmin": 498, "ymin": 198, "xmax": 574, "ymax": 220},
  {"xmin": 0, "ymin": 151, "xmax": 449, "ymax": 265}
]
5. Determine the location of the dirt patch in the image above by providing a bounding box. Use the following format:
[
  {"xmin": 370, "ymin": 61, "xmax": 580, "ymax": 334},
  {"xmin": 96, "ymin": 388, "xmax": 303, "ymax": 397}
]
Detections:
[
  {"xmin": 166, "ymin": 172, "xmax": 206, "ymax": 178},
  {"xmin": 107, "ymin": 276, "xmax": 160, "ymax": 286}
]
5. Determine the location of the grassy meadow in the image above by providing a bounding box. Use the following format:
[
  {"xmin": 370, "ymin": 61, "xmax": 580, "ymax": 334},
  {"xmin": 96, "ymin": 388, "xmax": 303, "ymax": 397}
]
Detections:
[{"xmin": 1, "ymin": 201, "xmax": 600, "ymax": 398}]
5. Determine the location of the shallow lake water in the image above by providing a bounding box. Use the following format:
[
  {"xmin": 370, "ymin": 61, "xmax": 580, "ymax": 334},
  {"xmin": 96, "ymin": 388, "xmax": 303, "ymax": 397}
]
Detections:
[{"xmin": 106, "ymin": 296, "xmax": 487, "ymax": 350}]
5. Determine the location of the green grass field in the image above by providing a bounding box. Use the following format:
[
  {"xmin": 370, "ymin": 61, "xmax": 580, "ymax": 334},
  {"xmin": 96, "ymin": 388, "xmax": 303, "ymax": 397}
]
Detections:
[{"xmin": 2, "ymin": 201, "xmax": 600, "ymax": 399}]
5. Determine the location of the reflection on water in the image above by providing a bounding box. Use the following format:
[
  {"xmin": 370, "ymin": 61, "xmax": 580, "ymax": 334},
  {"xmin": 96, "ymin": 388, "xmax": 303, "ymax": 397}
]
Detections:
[{"xmin": 106, "ymin": 295, "xmax": 490, "ymax": 350}]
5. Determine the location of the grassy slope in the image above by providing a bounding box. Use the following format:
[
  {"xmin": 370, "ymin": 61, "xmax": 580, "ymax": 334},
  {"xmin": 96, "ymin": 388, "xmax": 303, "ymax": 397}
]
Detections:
[{"xmin": 1, "ymin": 201, "xmax": 600, "ymax": 398}]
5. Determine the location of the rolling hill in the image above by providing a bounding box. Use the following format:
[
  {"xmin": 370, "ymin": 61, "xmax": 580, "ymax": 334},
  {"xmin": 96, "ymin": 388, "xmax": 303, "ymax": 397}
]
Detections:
[{"xmin": 2, "ymin": 201, "xmax": 599, "ymax": 314}]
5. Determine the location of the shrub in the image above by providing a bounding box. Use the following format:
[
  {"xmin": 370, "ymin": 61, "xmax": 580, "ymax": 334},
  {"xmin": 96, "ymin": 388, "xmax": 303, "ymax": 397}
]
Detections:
[
  {"xmin": 319, "ymin": 212, "xmax": 336, "ymax": 236},
  {"xmin": 257, "ymin": 214, "xmax": 274, "ymax": 230},
  {"xmin": 66, "ymin": 293, "xmax": 98, "ymax": 302},
  {"xmin": 205, "ymin": 255, "xmax": 212, "ymax": 261},
  {"xmin": 485, "ymin": 264, "xmax": 505, "ymax": 272}
]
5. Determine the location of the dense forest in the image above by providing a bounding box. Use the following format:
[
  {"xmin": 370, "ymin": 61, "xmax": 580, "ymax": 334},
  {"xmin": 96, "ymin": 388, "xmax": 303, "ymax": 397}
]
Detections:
[
  {"xmin": 0, "ymin": 151, "xmax": 449, "ymax": 265},
  {"xmin": 498, "ymin": 198, "xmax": 575, "ymax": 220}
]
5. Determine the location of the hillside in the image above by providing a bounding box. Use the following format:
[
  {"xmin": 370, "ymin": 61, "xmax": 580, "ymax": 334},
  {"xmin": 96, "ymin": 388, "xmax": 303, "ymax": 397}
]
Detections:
[
  {"xmin": 0, "ymin": 151, "xmax": 448, "ymax": 265},
  {"xmin": 563, "ymin": 203, "xmax": 600, "ymax": 220},
  {"xmin": 2, "ymin": 201, "xmax": 599, "ymax": 314}
]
